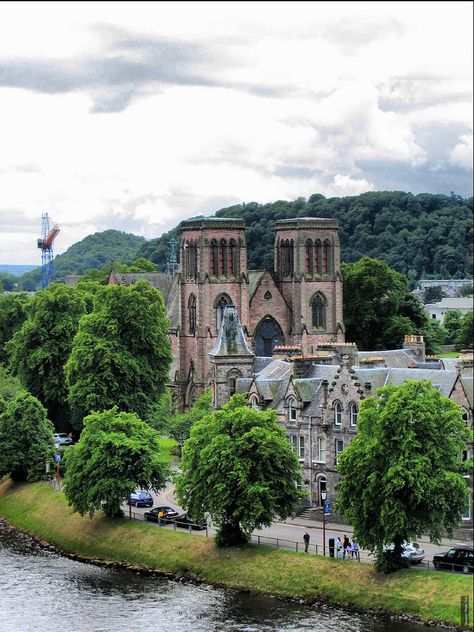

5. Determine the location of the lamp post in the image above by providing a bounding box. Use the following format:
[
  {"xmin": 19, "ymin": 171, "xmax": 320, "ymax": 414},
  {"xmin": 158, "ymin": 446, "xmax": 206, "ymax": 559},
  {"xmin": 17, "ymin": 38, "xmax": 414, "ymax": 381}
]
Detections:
[{"xmin": 321, "ymin": 489, "xmax": 327, "ymax": 556}]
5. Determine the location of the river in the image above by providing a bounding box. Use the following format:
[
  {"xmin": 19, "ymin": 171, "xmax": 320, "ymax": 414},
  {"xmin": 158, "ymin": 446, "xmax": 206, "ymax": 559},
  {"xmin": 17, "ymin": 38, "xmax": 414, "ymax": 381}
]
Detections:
[{"xmin": 0, "ymin": 523, "xmax": 448, "ymax": 632}]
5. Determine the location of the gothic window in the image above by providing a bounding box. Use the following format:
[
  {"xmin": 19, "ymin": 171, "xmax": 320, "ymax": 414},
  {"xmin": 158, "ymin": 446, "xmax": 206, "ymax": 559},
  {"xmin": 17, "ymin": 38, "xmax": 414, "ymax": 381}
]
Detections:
[
  {"xmin": 220, "ymin": 239, "xmax": 228, "ymax": 275},
  {"xmin": 314, "ymin": 239, "xmax": 322, "ymax": 274},
  {"xmin": 333, "ymin": 401, "xmax": 342, "ymax": 426},
  {"xmin": 322, "ymin": 240, "xmax": 331, "ymax": 273},
  {"xmin": 305, "ymin": 239, "xmax": 314, "ymax": 274},
  {"xmin": 210, "ymin": 239, "xmax": 218, "ymax": 275},
  {"xmin": 229, "ymin": 239, "xmax": 238, "ymax": 274},
  {"xmin": 188, "ymin": 293, "xmax": 197, "ymax": 335},
  {"xmin": 184, "ymin": 240, "xmax": 197, "ymax": 280},
  {"xmin": 250, "ymin": 395, "xmax": 260, "ymax": 410},
  {"xmin": 264, "ymin": 291, "xmax": 272, "ymax": 300},
  {"xmin": 349, "ymin": 402, "xmax": 358, "ymax": 427},
  {"xmin": 216, "ymin": 294, "xmax": 231, "ymax": 331},
  {"xmin": 254, "ymin": 316, "xmax": 284, "ymax": 356},
  {"xmin": 280, "ymin": 239, "xmax": 294, "ymax": 276},
  {"xmin": 311, "ymin": 293, "xmax": 326, "ymax": 329}
]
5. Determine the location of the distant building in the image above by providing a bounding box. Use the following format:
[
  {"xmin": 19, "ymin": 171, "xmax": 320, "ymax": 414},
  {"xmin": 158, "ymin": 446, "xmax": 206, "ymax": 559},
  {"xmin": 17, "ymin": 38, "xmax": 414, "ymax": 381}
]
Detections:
[{"xmin": 425, "ymin": 297, "xmax": 473, "ymax": 323}]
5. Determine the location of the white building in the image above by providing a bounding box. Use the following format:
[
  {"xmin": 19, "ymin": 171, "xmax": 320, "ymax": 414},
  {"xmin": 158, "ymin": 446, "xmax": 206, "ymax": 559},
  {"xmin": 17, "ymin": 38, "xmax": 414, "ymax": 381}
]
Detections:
[{"xmin": 425, "ymin": 297, "xmax": 473, "ymax": 323}]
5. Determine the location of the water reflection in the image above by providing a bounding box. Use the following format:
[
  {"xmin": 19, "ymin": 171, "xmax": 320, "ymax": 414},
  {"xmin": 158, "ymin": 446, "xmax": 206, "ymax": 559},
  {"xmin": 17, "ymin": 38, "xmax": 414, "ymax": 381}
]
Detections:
[{"xmin": 0, "ymin": 524, "xmax": 441, "ymax": 632}]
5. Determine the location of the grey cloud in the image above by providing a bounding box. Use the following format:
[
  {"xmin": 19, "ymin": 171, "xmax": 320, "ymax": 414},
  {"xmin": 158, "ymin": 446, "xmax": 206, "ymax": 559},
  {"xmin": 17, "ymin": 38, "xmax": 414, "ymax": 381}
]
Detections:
[
  {"xmin": 322, "ymin": 17, "xmax": 404, "ymax": 51},
  {"xmin": 0, "ymin": 209, "xmax": 40, "ymax": 231},
  {"xmin": 0, "ymin": 25, "xmax": 292, "ymax": 112},
  {"xmin": 378, "ymin": 74, "xmax": 471, "ymax": 112},
  {"xmin": 272, "ymin": 165, "xmax": 320, "ymax": 179}
]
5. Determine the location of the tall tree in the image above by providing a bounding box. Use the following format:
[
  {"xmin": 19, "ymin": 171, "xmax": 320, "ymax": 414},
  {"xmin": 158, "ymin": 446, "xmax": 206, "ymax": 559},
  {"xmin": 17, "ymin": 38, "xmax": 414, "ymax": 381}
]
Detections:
[
  {"xmin": 0, "ymin": 293, "xmax": 31, "ymax": 365},
  {"xmin": 176, "ymin": 394, "xmax": 303, "ymax": 547},
  {"xmin": 456, "ymin": 312, "xmax": 473, "ymax": 350},
  {"xmin": 63, "ymin": 407, "xmax": 170, "ymax": 518},
  {"xmin": 66, "ymin": 281, "xmax": 172, "ymax": 432},
  {"xmin": 0, "ymin": 391, "xmax": 55, "ymax": 482},
  {"xmin": 7, "ymin": 284, "xmax": 87, "ymax": 429},
  {"xmin": 335, "ymin": 380, "xmax": 469, "ymax": 572},
  {"xmin": 443, "ymin": 310, "xmax": 463, "ymax": 345}
]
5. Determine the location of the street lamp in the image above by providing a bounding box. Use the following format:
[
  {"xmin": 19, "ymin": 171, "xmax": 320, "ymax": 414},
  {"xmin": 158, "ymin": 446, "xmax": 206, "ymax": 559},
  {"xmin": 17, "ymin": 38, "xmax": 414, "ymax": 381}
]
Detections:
[{"xmin": 321, "ymin": 489, "xmax": 327, "ymax": 556}]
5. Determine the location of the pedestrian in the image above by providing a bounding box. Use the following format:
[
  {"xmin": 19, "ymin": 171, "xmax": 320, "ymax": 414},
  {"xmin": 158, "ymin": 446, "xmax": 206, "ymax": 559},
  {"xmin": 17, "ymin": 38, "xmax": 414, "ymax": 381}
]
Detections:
[
  {"xmin": 343, "ymin": 534, "xmax": 350, "ymax": 559},
  {"xmin": 303, "ymin": 531, "xmax": 310, "ymax": 553},
  {"xmin": 351, "ymin": 538, "xmax": 360, "ymax": 561},
  {"xmin": 336, "ymin": 536, "xmax": 343, "ymax": 559},
  {"xmin": 158, "ymin": 509, "xmax": 165, "ymax": 525}
]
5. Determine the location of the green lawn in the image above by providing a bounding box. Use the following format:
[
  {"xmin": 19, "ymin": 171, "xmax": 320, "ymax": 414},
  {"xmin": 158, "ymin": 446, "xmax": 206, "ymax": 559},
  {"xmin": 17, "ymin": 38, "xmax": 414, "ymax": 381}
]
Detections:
[
  {"xmin": 157, "ymin": 437, "xmax": 178, "ymax": 464},
  {"xmin": 438, "ymin": 352, "xmax": 459, "ymax": 358},
  {"xmin": 0, "ymin": 479, "xmax": 472, "ymax": 628}
]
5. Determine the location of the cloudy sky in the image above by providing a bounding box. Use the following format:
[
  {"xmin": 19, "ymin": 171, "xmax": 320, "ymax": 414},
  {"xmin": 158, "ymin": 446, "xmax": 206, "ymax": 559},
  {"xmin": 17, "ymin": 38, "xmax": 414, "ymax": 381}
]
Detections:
[{"xmin": 0, "ymin": 1, "xmax": 472, "ymax": 264}]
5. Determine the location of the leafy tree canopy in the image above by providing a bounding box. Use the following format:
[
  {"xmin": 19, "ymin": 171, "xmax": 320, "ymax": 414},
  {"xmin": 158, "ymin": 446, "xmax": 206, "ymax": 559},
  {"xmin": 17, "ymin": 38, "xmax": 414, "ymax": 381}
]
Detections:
[
  {"xmin": 7, "ymin": 284, "xmax": 87, "ymax": 430},
  {"xmin": 0, "ymin": 391, "xmax": 55, "ymax": 481},
  {"xmin": 0, "ymin": 364, "xmax": 23, "ymax": 403},
  {"xmin": 456, "ymin": 311, "xmax": 473, "ymax": 350},
  {"xmin": 0, "ymin": 292, "xmax": 31, "ymax": 365},
  {"xmin": 443, "ymin": 310, "xmax": 463, "ymax": 345},
  {"xmin": 63, "ymin": 407, "xmax": 170, "ymax": 518},
  {"xmin": 66, "ymin": 281, "xmax": 172, "ymax": 432},
  {"xmin": 423, "ymin": 286, "xmax": 445, "ymax": 304},
  {"xmin": 162, "ymin": 389, "xmax": 212, "ymax": 448},
  {"xmin": 335, "ymin": 380, "xmax": 469, "ymax": 572},
  {"xmin": 176, "ymin": 394, "xmax": 303, "ymax": 547}
]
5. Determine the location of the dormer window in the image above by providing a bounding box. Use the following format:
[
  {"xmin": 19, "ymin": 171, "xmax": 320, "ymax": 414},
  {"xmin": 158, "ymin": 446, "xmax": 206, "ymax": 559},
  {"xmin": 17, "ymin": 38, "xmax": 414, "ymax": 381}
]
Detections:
[{"xmin": 288, "ymin": 397, "xmax": 297, "ymax": 422}]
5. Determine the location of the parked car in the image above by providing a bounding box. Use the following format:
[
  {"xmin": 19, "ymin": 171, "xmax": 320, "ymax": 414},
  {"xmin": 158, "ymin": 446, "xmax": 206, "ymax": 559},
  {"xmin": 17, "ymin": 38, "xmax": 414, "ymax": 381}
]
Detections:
[
  {"xmin": 432, "ymin": 547, "xmax": 474, "ymax": 573},
  {"xmin": 53, "ymin": 433, "xmax": 73, "ymax": 447},
  {"xmin": 383, "ymin": 542, "xmax": 425, "ymax": 564},
  {"xmin": 144, "ymin": 506, "xmax": 180, "ymax": 524},
  {"xmin": 128, "ymin": 491, "xmax": 153, "ymax": 507},
  {"xmin": 171, "ymin": 513, "xmax": 206, "ymax": 531}
]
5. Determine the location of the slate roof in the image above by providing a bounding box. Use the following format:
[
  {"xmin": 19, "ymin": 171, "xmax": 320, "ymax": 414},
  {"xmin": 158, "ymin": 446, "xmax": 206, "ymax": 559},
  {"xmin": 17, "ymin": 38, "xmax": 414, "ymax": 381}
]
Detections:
[
  {"xmin": 441, "ymin": 358, "xmax": 459, "ymax": 371},
  {"xmin": 383, "ymin": 368, "xmax": 457, "ymax": 397},
  {"xmin": 294, "ymin": 378, "xmax": 323, "ymax": 402},
  {"xmin": 461, "ymin": 376, "xmax": 473, "ymax": 408},
  {"xmin": 358, "ymin": 349, "xmax": 416, "ymax": 368},
  {"xmin": 352, "ymin": 368, "xmax": 389, "ymax": 392},
  {"xmin": 236, "ymin": 378, "xmax": 253, "ymax": 394},
  {"xmin": 248, "ymin": 270, "xmax": 267, "ymax": 301},
  {"xmin": 209, "ymin": 306, "xmax": 254, "ymax": 357}
]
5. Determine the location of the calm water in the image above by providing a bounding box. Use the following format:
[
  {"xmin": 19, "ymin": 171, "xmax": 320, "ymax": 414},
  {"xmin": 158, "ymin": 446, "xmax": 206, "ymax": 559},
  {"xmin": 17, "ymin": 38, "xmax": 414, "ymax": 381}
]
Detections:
[{"xmin": 0, "ymin": 523, "xmax": 444, "ymax": 632}]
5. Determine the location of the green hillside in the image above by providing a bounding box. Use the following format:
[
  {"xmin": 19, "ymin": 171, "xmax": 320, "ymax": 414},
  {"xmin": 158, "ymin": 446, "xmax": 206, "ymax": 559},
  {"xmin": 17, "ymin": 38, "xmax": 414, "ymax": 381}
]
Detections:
[
  {"xmin": 137, "ymin": 191, "xmax": 473, "ymax": 282},
  {"xmin": 19, "ymin": 230, "xmax": 146, "ymax": 290}
]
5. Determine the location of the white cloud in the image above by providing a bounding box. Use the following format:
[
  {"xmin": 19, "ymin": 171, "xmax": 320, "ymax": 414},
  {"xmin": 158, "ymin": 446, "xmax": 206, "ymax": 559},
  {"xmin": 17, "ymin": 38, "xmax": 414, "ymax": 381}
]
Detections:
[{"xmin": 449, "ymin": 134, "xmax": 473, "ymax": 170}]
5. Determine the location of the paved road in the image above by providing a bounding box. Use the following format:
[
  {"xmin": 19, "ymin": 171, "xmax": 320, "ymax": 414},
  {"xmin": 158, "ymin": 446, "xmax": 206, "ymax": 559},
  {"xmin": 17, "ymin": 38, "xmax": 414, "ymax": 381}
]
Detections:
[{"xmin": 125, "ymin": 481, "xmax": 473, "ymax": 572}]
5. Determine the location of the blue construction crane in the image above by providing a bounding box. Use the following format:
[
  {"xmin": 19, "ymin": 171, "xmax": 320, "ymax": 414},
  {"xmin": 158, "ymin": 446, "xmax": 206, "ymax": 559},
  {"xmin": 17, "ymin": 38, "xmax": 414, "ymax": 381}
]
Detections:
[{"xmin": 37, "ymin": 213, "xmax": 60, "ymax": 289}]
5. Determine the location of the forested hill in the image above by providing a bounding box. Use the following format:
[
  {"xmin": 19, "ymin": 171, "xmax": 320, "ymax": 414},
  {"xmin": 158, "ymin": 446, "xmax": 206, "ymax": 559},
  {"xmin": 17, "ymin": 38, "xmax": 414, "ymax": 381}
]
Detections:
[
  {"xmin": 19, "ymin": 230, "xmax": 146, "ymax": 290},
  {"xmin": 137, "ymin": 191, "xmax": 473, "ymax": 282}
]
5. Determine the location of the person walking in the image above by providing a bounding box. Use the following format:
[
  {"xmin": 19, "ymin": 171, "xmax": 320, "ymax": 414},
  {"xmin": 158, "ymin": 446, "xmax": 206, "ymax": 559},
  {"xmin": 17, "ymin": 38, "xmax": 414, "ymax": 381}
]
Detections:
[
  {"xmin": 303, "ymin": 531, "xmax": 310, "ymax": 553},
  {"xmin": 343, "ymin": 534, "xmax": 350, "ymax": 559},
  {"xmin": 351, "ymin": 538, "xmax": 360, "ymax": 561},
  {"xmin": 336, "ymin": 536, "xmax": 343, "ymax": 559}
]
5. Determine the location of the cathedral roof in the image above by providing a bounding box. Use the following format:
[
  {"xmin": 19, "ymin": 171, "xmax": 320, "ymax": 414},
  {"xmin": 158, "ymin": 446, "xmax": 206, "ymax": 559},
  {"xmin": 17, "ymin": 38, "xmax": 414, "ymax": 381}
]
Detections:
[{"xmin": 209, "ymin": 306, "xmax": 254, "ymax": 357}]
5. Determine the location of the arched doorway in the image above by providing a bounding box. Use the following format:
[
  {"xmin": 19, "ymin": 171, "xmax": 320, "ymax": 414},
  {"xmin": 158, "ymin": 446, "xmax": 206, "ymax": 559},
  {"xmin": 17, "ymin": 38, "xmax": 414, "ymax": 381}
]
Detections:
[
  {"xmin": 316, "ymin": 474, "xmax": 327, "ymax": 507},
  {"xmin": 254, "ymin": 316, "xmax": 284, "ymax": 357}
]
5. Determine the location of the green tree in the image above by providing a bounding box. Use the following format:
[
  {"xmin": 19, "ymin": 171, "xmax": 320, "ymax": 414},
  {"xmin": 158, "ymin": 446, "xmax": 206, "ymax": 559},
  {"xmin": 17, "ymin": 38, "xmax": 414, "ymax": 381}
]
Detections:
[
  {"xmin": 456, "ymin": 312, "xmax": 473, "ymax": 350},
  {"xmin": 335, "ymin": 380, "xmax": 469, "ymax": 572},
  {"xmin": 423, "ymin": 286, "xmax": 445, "ymax": 304},
  {"xmin": 7, "ymin": 284, "xmax": 87, "ymax": 429},
  {"xmin": 166, "ymin": 389, "xmax": 212, "ymax": 450},
  {"xmin": 0, "ymin": 293, "xmax": 31, "ymax": 365},
  {"xmin": 0, "ymin": 365, "xmax": 23, "ymax": 402},
  {"xmin": 443, "ymin": 310, "xmax": 463, "ymax": 345},
  {"xmin": 66, "ymin": 281, "xmax": 172, "ymax": 432},
  {"xmin": 341, "ymin": 257, "xmax": 411, "ymax": 349},
  {"xmin": 422, "ymin": 319, "xmax": 447, "ymax": 355},
  {"xmin": 63, "ymin": 407, "xmax": 170, "ymax": 518},
  {"xmin": 175, "ymin": 394, "xmax": 303, "ymax": 547},
  {"xmin": 0, "ymin": 391, "xmax": 55, "ymax": 481}
]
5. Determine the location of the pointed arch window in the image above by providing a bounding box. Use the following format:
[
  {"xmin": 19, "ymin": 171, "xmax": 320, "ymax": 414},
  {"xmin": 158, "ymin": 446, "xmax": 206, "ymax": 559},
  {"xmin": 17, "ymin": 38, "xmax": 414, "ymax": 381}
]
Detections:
[
  {"xmin": 229, "ymin": 239, "xmax": 237, "ymax": 274},
  {"xmin": 220, "ymin": 239, "xmax": 228, "ymax": 275},
  {"xmin": 305, "ymin": 239, "xmax": 314, "ymax": 274},
  {"xmin": 250, "ymin": 395, "xmax": 260, "ymax": 410},
  {"xmin": 210, "ymin": 239, "xmax": 218, "ymax": 275},
  {"xmin": 184, "ymin": 240, "xmax": 197, "ymax": 280},
  {"xmin": 322, "ymin": 240, "xmax": 331, "ymax": 273},
  {"xmin": 188, "ymin": 293, "xmax": 197, "ymax": 335},
  {"xmin": 314, "ymin": 239, "xmax": 322, "ymax": 274},
  {"xmin": 216, "ymin": 294, "xmax": 231, "ymax": 331},
  {"xmin": 227, "ymin": 368, "xmax": 242, "ymax": 397},
  {"xmin": 288, "ymin": 397, "xmax": 297, "ymax": 423},
  {"xmin": 311, "ymin": 293, "xmax": 326, "ymax": 329}
]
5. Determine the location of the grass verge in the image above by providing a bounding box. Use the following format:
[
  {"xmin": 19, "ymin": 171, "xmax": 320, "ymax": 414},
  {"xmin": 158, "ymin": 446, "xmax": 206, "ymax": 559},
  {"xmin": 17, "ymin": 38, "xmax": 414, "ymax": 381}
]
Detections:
[
  {"xmin": 157, "ymin": 437, "xmax": 178, "ymax": 464},
  {"xmin": 0, "ymin": 479, "xmax": 472, "ymax": 628}
]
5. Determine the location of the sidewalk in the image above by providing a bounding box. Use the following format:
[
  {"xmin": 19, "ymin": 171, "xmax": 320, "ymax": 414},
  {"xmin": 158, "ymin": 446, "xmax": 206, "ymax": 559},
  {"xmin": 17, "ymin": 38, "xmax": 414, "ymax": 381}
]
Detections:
[{"xmin": 279, "ymin": 514, "xmax": 474, "ymax": 547}]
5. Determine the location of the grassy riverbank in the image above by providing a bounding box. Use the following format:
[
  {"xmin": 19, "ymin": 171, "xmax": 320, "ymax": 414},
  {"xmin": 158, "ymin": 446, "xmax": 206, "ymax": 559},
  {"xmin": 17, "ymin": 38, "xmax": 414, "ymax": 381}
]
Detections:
[{"xmin": 0, "ymin": 479, "xmax": 472, "ymax": 628}]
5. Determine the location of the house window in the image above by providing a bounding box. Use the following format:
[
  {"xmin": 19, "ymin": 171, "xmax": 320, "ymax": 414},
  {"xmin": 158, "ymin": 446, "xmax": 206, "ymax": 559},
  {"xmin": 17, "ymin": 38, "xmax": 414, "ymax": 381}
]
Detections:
[
  {"xmin": 188, "ymin": 293, "xmax": 196, "ymax": 335},
  {"xmin": 288, "ymin": 398, "xmax": 297, "ymax": 422},
  {"xmin": 298, "ymin": 436, "xmax": 305, "ymax": 459},
  {"xmin": 311, "ymin": 293, "xmax": 326, "ymax": 329},
  {"xmin": 317, "ymin": 436, "xmax": 326, "ymax": 463},
  {"xmin": 335, "ymin": 439, "xmax": 344, "ymax": 465},
  {"xmin": 349, "ymin": 402, "xmax": 358, "ymax": 427},
  {"xmin": 333, "ymin": 401, "xmax": 342, "ymax": 426},
  {"xmin": 289, "ymin": 435, "xmax": 297, "ymax": 453}
]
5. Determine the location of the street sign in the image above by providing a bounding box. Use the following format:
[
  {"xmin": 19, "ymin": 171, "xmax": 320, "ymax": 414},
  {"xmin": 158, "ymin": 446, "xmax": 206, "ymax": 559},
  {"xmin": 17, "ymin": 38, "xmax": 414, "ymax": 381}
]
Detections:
[
  {"xmin": 54, "ymin": 454, "xmax": 61, "ymax": 463},
  {"xmin": 323, "ymin": 500, "xmax": 331, "ymax": 514}
]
